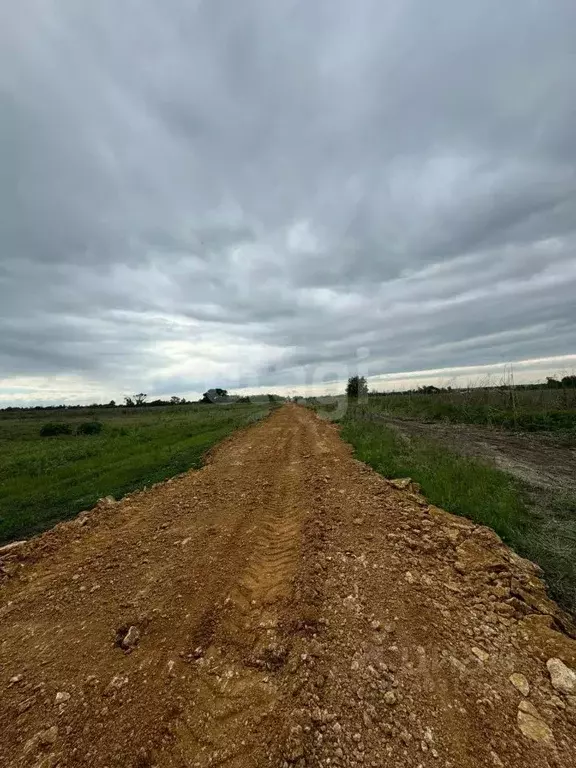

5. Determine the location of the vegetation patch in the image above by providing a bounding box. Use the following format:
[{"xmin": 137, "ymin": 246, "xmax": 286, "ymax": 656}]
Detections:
[
  {"xmin": 76, "ymin": 421, "xmax": 104, "ymax": 435},
  {"xmin": 39, "ymin": 422, "xmax": 73, "ymax": 437},
  {"xmin": 0, "ymin": 402, "xmax": 270, "ymax": 543},
  {"xmin": 356, "ymin": 383, "xmax": 576, "ymax": 433}
]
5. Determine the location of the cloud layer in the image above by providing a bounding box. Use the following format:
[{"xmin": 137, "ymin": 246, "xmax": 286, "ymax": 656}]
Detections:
[{"xmin": 1, "ymin": 0, "xmax": 575, "ymax": 403}]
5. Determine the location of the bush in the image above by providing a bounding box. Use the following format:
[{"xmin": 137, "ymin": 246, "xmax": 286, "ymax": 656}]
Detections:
[
  {"xmin": 40, "ymin": 423, "xmax": 73, "ymax": 437},
  {"xmin": 77, "ymin": 421, "xmax": 103, "ymax": 435}
]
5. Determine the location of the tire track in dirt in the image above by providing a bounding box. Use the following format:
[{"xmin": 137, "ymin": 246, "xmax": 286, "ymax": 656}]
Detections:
[{"xmin": 164, "ymin": 430, "xmax": 309, "ymax": 768}]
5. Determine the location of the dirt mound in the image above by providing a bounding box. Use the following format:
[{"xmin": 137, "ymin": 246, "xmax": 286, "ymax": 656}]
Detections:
[{"xmin": 1, "ymin": 406, "xmax": 576, "ymax": 767}]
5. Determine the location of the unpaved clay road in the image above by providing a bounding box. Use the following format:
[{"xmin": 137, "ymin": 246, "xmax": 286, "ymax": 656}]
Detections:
[{"xmin": 2, "ymin": 406, "xmax": 576, "ymax": 768}]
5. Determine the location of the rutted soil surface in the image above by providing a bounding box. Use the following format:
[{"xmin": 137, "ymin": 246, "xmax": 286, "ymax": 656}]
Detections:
[
  {"xmin": 380, "ymin": 415, "xmax": 576, "ymax": 492},
  {"xmin": 2, "ymin": 405, "xmax": 576, "ymax": 768}
]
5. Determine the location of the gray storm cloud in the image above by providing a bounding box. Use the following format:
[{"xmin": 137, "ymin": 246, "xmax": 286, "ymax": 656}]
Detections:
[{"xmin": 0, "ymin": 0, "xmax": 575, "ymax": 403}]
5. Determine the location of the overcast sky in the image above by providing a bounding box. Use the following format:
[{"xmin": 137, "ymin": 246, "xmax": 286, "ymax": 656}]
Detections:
[{"xmin": 1, "ymin": 0, "xmax": 576, "ymax": 404}]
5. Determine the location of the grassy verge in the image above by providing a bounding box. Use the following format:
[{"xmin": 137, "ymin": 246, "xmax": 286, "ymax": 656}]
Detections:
[
  {"xmin": 339, "ymin": 411, "xmax": 576, "ymax": 615},
  {"xmin": 0, "ymin": 403, "xmax": 270, "ymax": 544}
]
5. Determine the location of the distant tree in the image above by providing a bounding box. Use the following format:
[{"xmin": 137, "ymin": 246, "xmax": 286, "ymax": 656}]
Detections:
[
  {"xmin": 546, "ymin": 377, "xmax": 562, "ymax": 389},
  {"xmin": 418, "ymin": 385, "xmax": 440, "ymax": 394},
  {"xmin": 201, "ymin": 388, "xmax": 229, "ymax": 404},
  {"xmin": 124, "ymin": 396, "xmax": 135, "ymax": 407},
  {"xmin": 133, "ymin": 393, "xmax": 147, "ymax": 406},
  {"xmin": 346, "ymin": 375, "xmax": 368, "ymax": 400},
  {"xmin": 561, "ymin": 375, "xmax": 576, "ymax": 388},
  {"xmin": 107, "ymin": 400, "xmax": 116, "ymax": 408},
  {"xmin": 170, "ymin": 396, "xmax": 182, "ymax": 405}
]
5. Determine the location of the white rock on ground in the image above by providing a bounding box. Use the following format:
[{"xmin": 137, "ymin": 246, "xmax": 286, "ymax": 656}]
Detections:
[{"xmin": 546, "ymin": 658, "xmax": 576, "ymax": 695}]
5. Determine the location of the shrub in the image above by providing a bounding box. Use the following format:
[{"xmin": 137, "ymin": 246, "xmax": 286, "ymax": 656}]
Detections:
[
  {"xmin": 40, "ymin": 423, "xmax": 73, "ymax": 437},
  {"xmin": 77, "ymin": 421, "xmax": 103, "ymax": 435}
]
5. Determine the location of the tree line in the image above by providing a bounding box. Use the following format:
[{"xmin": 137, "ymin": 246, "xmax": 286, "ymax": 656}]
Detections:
[{"xmin": 1, "ymin": 389, "xmax": 285, "ymax": 412}]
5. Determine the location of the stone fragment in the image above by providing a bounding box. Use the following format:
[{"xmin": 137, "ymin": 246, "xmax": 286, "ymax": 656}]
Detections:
[
  {"xmin": 509, "ymin": 673, "xmax": 530, "ymax": 697},
  {"xmin": 455, "ymin": 539, "xmax": 508, "ymax": 573},
  {"xmin": 471, "ymin": 647, "xmax": 489, "ymax": 663},
  {"xmin": 517, "ymin": 707, "xmax": 554, "ymax": 744},
  {"xmin": 519, "ymin": 699, "xmax": 539, "ymax": 717},
  {"xmin": 389, "ymin": 478, "xmax": 412, "ymax": 490},
  {"xmin": 547, "ymin": 658, "xmax": 576, "ymax": 695},
  {"xmin": 120, "ymin": 626, "xmax": 140, "ymax": 650}
]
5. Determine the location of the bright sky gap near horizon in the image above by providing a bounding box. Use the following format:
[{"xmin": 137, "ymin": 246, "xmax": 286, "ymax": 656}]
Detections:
[{"xmin": 1, "ymin": 1, "xmax": 575, "ymax": 406}]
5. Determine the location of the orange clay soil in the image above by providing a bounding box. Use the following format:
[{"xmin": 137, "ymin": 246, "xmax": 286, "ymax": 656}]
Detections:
[{"xmin": 1, "ymin": 405, "xmax": 575, "ymax": 768}]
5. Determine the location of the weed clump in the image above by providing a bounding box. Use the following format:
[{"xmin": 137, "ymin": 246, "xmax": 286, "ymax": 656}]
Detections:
[
  {"xmin": 39, "ymin": 423, "xmax": 73, "ymax": 437},
  {"xmin": 77, "ymin": 421, "xmax": 103, "ymax": 435}
]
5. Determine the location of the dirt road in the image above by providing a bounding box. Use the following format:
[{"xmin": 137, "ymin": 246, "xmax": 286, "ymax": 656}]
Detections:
[{"xmin": 2, "ymin": 406, "xmax": 576, "ymax": 768}]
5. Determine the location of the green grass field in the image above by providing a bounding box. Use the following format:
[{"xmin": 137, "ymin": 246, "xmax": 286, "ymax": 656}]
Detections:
[
  {"xmin": 354, "ymin": 387, "xmax": 576, "ymax": 432},
  {"xmin": 0, "ymin": 402, "xmax": 270, "ymax": 544},
  {"xmin": 311, "ymin": 402, "xmax": 576, "ymax": 615}
]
